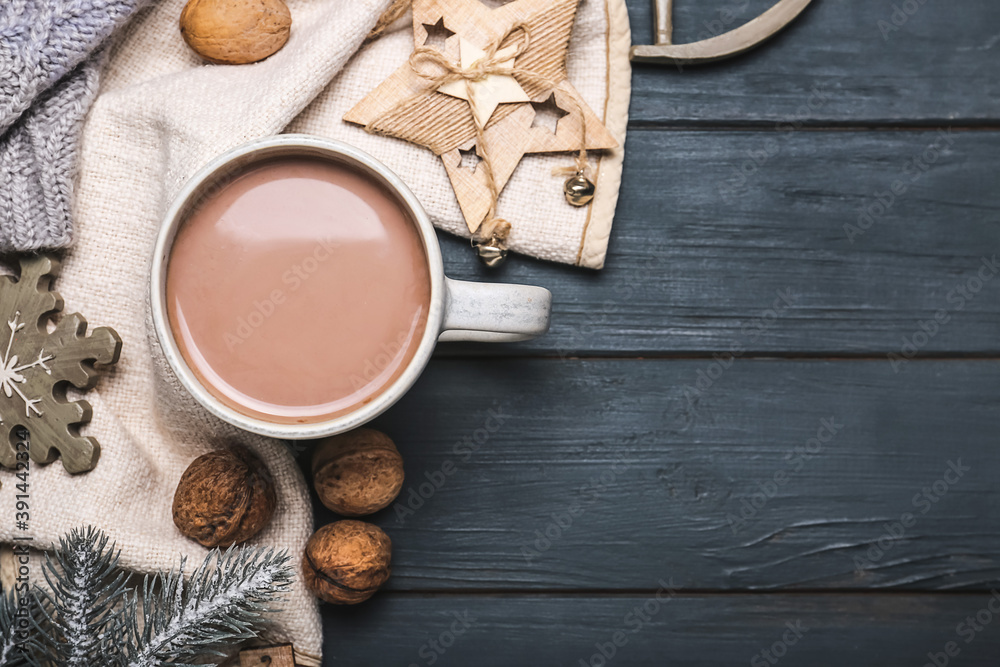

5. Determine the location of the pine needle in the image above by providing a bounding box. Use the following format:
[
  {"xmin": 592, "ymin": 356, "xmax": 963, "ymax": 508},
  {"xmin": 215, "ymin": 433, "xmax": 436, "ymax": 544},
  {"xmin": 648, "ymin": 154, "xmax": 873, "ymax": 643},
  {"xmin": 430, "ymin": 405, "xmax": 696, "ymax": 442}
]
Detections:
[
  {"xmin": 14, "ymin": 527, "xmax": 292, "ymax": 667},
  {"xmin": 0, "ymin": 590, "xmax": 29, "ymax": 666},
  {"xmin": 34, "ymin": 527, "xmax": 129, "ymax": 666},
  {"xmin": 122, "ymin": 546, "xmax": 292, "ymax": 667}
]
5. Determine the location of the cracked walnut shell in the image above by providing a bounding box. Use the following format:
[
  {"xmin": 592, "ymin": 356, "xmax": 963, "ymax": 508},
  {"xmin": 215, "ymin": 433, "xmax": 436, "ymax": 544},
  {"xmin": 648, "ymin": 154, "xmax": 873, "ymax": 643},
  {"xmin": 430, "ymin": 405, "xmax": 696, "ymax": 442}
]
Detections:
[
  {"xmin": 172, "ymin": 446, "xmax": 276, "ymax": 547},
  {"xmin": 180, "ymin": 0, "xmax": 292, "ymax": 65},
  {"xmin": 303, "ymin": 521, "xmax": 392, "ymax": 604}
]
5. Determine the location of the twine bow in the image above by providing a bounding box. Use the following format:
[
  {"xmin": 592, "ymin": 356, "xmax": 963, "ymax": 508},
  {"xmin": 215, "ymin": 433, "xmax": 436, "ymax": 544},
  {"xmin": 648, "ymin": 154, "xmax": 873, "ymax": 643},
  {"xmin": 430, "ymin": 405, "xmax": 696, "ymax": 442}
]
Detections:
[{"xmin": 366, "ymin": 23, "xmax": 591, "ymax": 252}]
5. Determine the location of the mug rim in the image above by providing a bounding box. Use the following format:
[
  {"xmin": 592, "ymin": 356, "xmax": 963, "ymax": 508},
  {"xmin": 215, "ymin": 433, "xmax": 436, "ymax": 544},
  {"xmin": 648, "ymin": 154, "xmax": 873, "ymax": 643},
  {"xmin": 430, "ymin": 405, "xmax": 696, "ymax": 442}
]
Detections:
[{"xmin": 150, "ymin": 134, "xmax": 446, "ymax": 440}]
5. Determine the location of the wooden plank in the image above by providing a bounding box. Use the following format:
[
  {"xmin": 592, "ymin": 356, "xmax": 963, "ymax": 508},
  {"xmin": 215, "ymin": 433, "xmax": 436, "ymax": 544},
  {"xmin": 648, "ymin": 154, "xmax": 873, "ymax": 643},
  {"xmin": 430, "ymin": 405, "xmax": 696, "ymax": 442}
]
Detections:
[
  {"xmin": 239, "ymin": 646, "xmax": 295, "ymax": 667},
  {"xmin": 322, "ymin": 592, "xmax": 1000, "ymax": 666},
  {"xmin": 438, "ymin": 128, "xmax": 1000, "ymax": 356},
  {"xmin": 309, "ymin": 359, "xmax": 1000, "ymax": 591},
  {"xmin": 625, "ymin": 0, "xmax": 1000, "ymax": 125}
]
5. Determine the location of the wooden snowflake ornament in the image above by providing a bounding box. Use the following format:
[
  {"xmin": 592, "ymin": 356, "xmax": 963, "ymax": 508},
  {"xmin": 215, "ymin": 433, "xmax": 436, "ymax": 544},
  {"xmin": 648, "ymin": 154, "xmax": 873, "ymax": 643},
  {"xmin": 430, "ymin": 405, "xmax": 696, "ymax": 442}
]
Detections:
[
  {"xmin": 0, "ymin": 255, "xmax": 122, "ymax": 474},
  {"xmin": 346, "ymin": 0, "xmax": 618, "ymax": 263}
]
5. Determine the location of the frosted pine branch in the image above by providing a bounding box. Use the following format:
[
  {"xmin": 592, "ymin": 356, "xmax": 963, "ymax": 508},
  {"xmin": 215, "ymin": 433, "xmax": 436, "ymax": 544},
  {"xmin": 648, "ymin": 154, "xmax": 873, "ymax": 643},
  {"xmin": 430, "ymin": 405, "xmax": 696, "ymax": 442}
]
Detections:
[
  {"xmin": 124, "ymin": 547, "xmax": 292, "ymax": 667},
  {"xmin": 0, "ymin": 591, "xmax": 27, "ymax": 666},
  {"xmin": 35, "ymin": 527, "xmax": 128, "ymax": 667},
  {"xmin": 12, "ymin": 527, "xmax": 291, "ymax": 667}
]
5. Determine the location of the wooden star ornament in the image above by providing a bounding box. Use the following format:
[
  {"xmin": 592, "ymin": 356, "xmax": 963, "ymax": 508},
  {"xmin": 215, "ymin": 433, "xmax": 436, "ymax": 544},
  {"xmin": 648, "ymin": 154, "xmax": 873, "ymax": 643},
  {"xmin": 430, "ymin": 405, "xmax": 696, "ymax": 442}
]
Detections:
[
  {"xmin": 345, "ymin": 0, "xmax": 618, "ymax": 250},
  {"xmin": 438, "ymin": 38, "xmax": 531, "ymax": 127}
]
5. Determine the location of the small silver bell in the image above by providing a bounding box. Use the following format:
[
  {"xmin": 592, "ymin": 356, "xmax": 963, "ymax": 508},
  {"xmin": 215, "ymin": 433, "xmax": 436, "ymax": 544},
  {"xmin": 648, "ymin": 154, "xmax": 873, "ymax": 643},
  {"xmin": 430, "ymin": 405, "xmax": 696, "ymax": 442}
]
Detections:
[
  {"xmin": 474, "ymin": 239, "xmax": 508, "ymax": 268},
  {"xmin": 564, "ymin": 172, "xmax": 596, "ymax": 207}
]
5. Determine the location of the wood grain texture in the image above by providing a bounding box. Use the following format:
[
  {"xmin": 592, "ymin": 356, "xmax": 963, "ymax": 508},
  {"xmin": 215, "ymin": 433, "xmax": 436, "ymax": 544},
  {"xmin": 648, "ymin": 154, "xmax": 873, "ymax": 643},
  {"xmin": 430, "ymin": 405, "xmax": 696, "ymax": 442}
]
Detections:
[
  {"xmin": 630, "ymin": 0, "xmax": 815, "ymax": 65},
  {"xmin": 239, "ymin": 646, "xmax": 296, "ymax": 667},
  {"xmin": 323, "ymin": 593, "xmax": 1000, "ymax": 666},
  {"xmin": 438, "ymin": 129, "xmax": 1000, "ymax": 356},
  {"xmin": 309, "ymin": 359, "xmax": 1000, "ymax": 591},
  {"xmin": 625, "ymin": 0, "xmax": 1000, "ymax": 126},
  {"xmin": 316, "ymin": 3, "xmax": 1000, "ymax": 663}
]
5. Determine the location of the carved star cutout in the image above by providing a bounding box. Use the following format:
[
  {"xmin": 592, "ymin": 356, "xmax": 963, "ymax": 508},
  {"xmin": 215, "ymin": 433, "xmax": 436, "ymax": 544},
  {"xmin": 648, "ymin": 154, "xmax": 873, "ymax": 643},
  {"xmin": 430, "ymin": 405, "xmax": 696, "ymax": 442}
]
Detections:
[
  {"xmin": 438, "ymin": 38, "xmax": 531, "ymax": 127},
  {"xmin": 530, "ymin": 94, "xmax": 569, "ymax": 134},
  {"xmin": 345, "ymin": 0, "xmax": 618, "ymax": 234},
  {"xmin": 422, "ymin": 17, "xmax": 455, "ymax": 51}
]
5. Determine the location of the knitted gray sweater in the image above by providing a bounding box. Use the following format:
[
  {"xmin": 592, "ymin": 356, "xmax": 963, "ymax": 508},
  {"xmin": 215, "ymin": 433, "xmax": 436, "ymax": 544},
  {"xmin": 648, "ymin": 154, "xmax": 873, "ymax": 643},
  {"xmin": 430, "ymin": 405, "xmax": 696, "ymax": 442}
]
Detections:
[{"xmin": 0, "ymin": 0, "xmax": 151, "ymax": 252}]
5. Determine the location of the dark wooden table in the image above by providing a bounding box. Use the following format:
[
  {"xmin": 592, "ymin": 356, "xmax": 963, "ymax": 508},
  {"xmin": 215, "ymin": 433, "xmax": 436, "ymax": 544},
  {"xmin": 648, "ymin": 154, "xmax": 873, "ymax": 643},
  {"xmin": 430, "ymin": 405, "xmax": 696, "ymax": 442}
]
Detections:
[{"xmin": 314, "ymin": 1, "xmax": 1000, "ymax": 664}]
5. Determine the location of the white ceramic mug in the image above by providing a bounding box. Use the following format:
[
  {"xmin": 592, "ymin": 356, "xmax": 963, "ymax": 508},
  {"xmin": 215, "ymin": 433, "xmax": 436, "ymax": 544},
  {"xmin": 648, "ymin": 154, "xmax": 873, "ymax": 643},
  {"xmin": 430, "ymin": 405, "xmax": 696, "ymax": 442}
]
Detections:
[{"xmin": 150, "ymin": 135, "xmax": 551, "ymax": 440}]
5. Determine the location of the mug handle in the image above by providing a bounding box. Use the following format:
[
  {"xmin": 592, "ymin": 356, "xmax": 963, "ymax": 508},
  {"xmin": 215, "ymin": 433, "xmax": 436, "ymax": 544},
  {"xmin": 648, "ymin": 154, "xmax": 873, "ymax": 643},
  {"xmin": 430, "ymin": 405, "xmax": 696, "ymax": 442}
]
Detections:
[{"xmin": 439, "ymin": 278, "xmax": 552, "ymax": 342}]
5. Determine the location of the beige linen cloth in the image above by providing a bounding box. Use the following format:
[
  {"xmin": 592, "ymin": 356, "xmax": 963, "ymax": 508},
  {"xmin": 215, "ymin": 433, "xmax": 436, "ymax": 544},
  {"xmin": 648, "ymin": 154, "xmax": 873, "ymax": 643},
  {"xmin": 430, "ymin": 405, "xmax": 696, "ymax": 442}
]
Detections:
[{"xmin": 0, "ymin": 0, "xmax": 630, "ymax": 662}]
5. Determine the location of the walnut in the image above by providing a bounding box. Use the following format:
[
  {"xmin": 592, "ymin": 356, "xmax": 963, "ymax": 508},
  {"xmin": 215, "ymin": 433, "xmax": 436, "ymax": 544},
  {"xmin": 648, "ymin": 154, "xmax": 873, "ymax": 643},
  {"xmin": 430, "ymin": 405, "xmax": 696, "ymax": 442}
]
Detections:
[
  {"xmin": 172, "ymin": 446, "xmax": 276, "ymax": 547},
  {"xmin": 311, "ymin": 429, "xmax": 404, "ymax": 516},
  {"xmin": 302, "ymin": 521, "xmax": 392, "ymax": 604},
  {"xmin": 180, "ymin": 0, "xmax": 292, "ymax": 65}
]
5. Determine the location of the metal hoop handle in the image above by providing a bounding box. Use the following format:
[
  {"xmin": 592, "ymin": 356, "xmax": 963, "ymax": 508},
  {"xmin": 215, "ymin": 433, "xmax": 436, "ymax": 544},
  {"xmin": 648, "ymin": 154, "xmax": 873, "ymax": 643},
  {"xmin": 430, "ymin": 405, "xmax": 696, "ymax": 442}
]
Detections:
[{"xmin": 631, "ymin": 0, "xmax": 814, "ymax": 65}]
